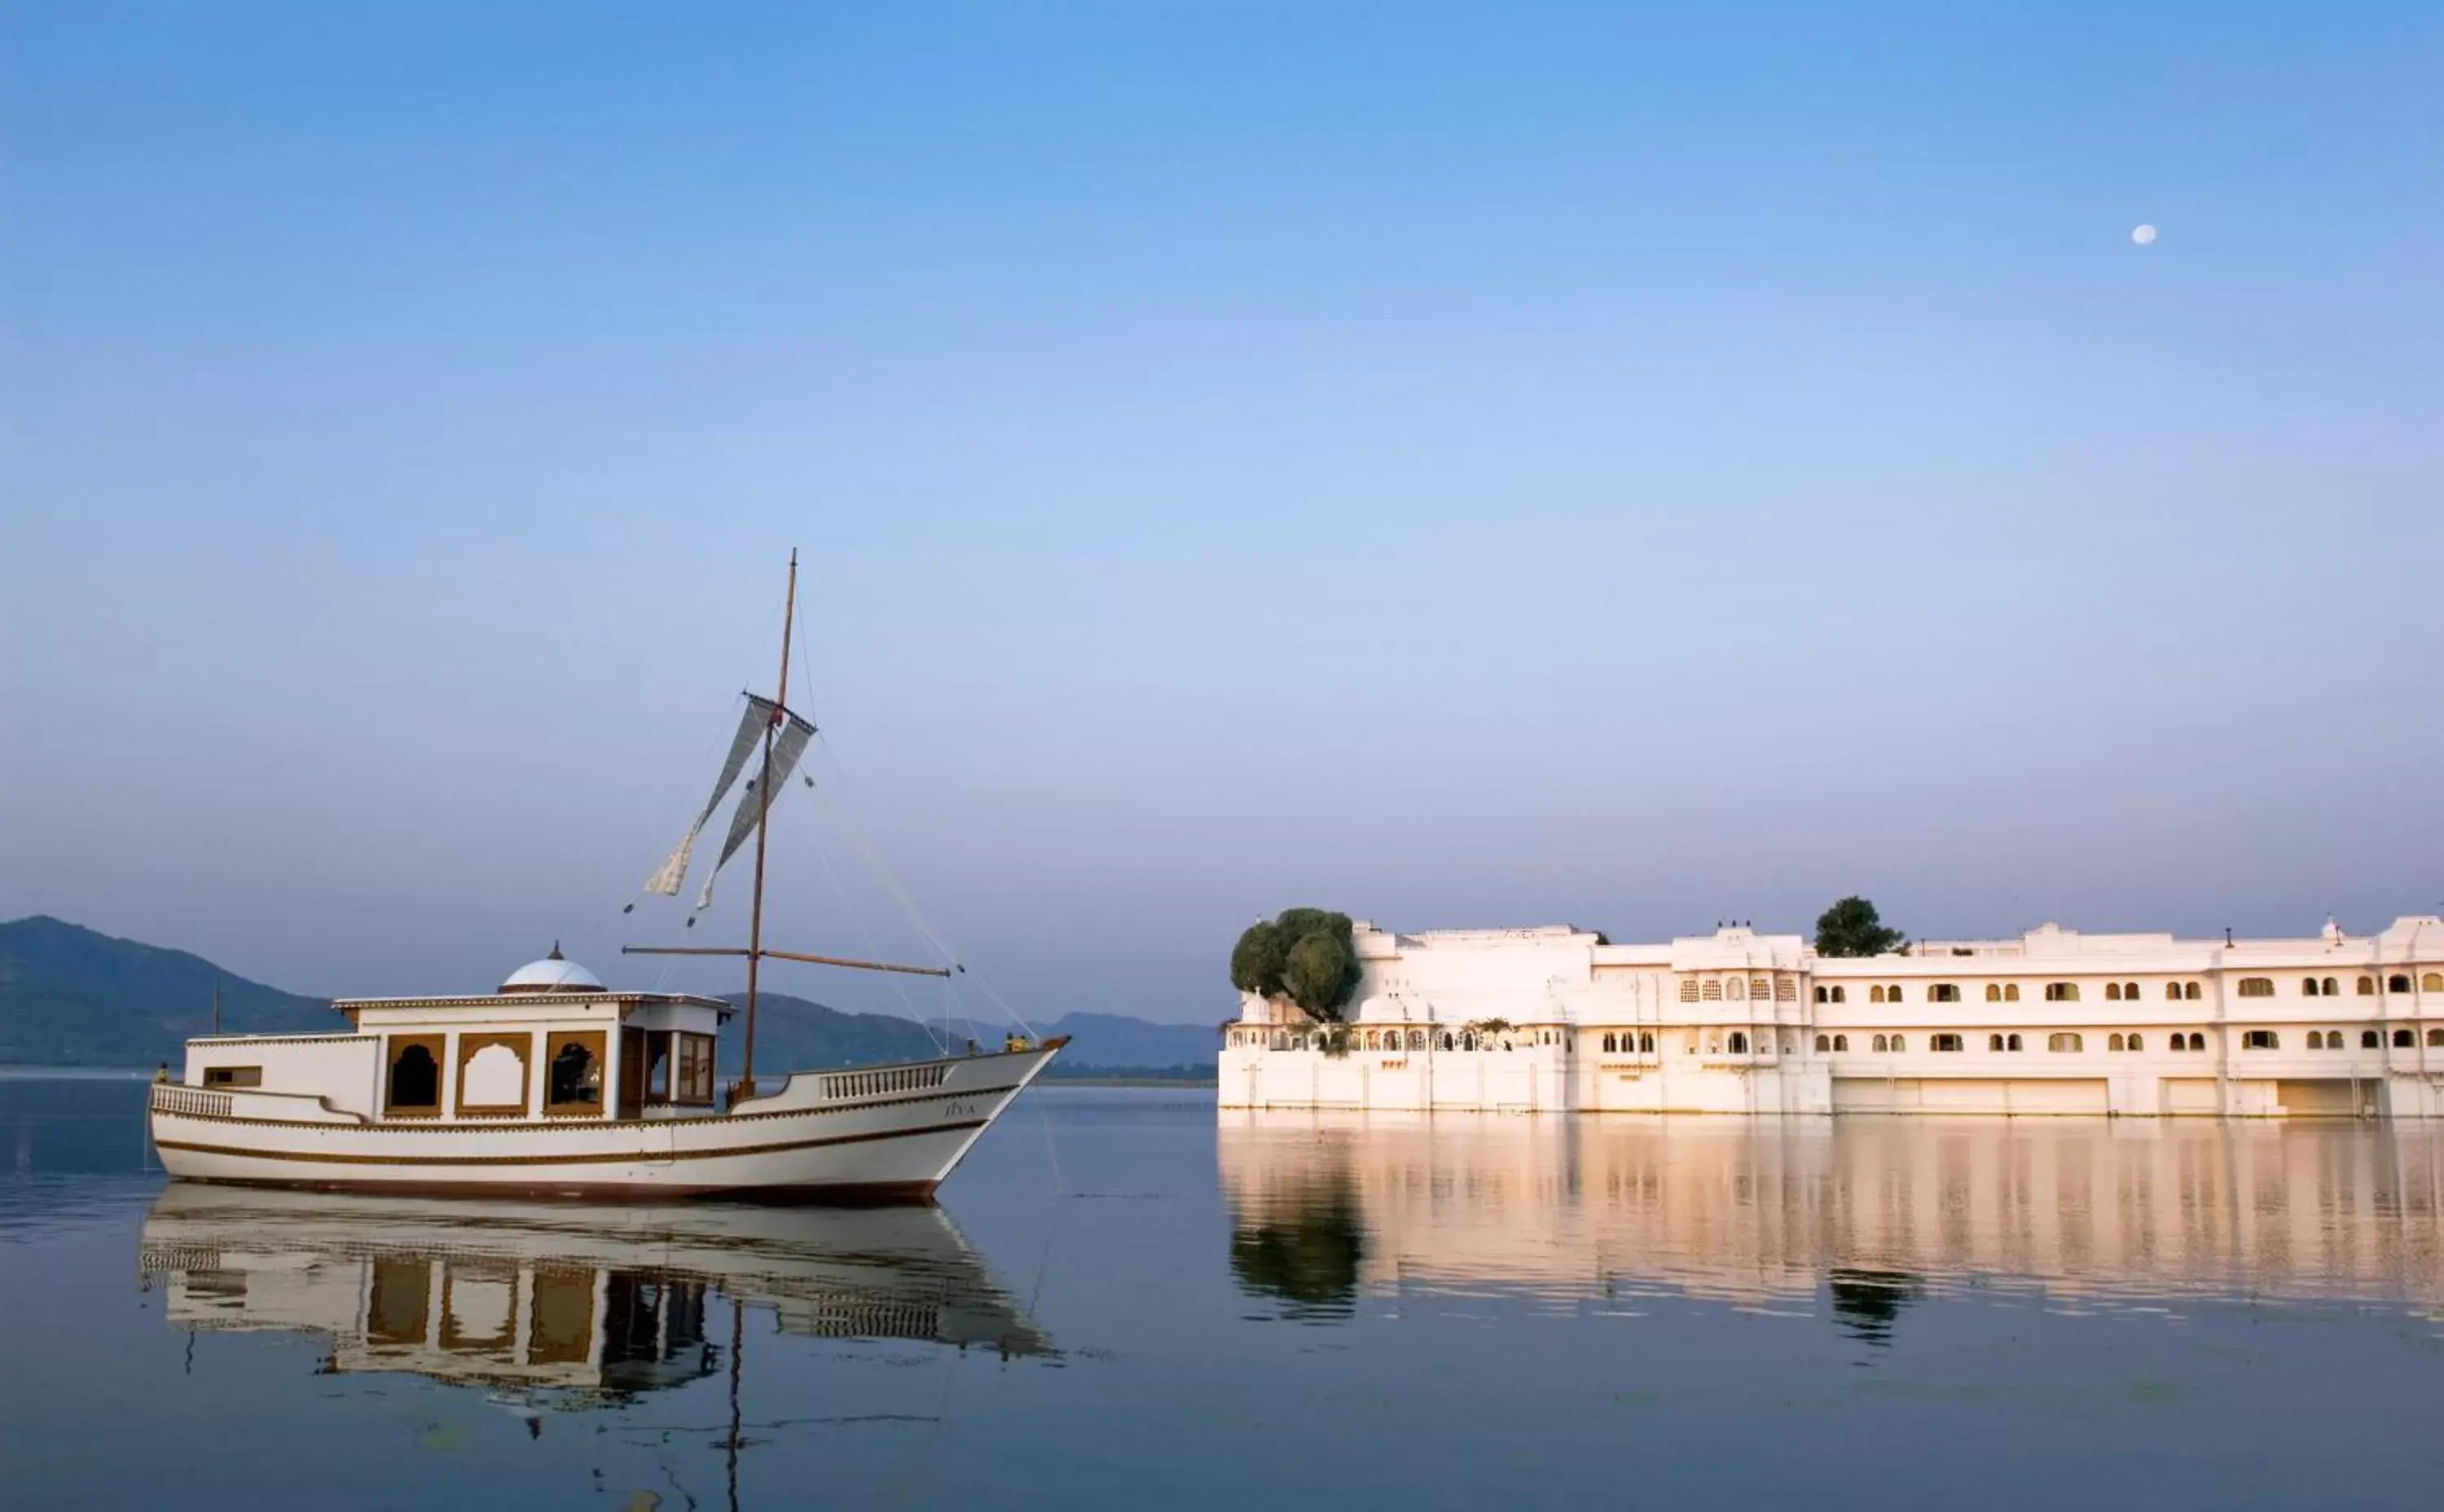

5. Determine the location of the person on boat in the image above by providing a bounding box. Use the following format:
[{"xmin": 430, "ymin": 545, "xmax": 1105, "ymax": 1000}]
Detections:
[{"xmin": 153, "ymin": 1063, "xmax": 170, "ymax": 1083}]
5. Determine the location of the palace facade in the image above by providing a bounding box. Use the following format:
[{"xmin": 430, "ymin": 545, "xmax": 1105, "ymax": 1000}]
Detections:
[{"xmin": 1218, "ymin": 916, "xmax": 2444, "ymax": 1117}]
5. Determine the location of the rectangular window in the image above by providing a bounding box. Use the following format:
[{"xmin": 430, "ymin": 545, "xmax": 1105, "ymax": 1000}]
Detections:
[
  {"xmin": 2044, "ymin": 982, "xmax": 2079, "ymax": 1002},
  {"xmin": 1931, "ymin": 1034, "xmax": 1963, "ymax": 1053},
  {"xmin": 1929, "ymin": 983, "xmax": 1960, "ymax": 1004},
  {"xmin": 385, "ymin": 1034, "xmax": 446, "ymax": 1119},
  {"xmin": 2237, "ymin": 978, "xmax": 2275, "ymax": 998},
  {"xmin": 1679, "ymin": 979, "xmax": 1699, "ymax": 1003},
  {"xmin": 675, "ymin": 1033, "xmax": 716, "ymax": 1105},
  {"xmin": 201, "ymin": 1066, "xmax": 262, "ymax": 1088},
  {"xmin": 2242, "ymin": 1030, "xmax": 2279, "ymax": 1050}
]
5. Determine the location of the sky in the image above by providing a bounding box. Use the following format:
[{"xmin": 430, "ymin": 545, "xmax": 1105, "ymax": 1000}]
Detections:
[{"xmin": 2, "ymin": 2, "xmax": 2439, "ymax": 1024}]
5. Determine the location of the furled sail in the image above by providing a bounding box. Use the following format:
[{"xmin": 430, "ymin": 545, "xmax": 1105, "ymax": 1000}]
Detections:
[
  {"xmin": 695, "ymin": 708, "xmax": 816, "ymax": 911},
  {"xmin": 643, "ymin": 696, "xmax": 777, "ymax": 897}
]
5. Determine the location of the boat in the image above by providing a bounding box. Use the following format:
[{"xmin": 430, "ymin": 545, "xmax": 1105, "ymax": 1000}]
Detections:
[{"xmin": 148, "ymin": 552, "xmax": 1064, "ymax": 1198}]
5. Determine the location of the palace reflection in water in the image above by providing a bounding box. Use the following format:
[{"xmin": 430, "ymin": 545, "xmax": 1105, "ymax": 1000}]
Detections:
[
  {"xmin": 137, "ymin": 1186, "xmax": 1051, "ymax": 1413},
  {"xmin": 1220, "ymin": 1113, "xmax": 2444, "ymax": 1329}
]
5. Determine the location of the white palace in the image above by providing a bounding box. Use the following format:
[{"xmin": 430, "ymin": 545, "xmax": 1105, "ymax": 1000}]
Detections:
[{"xmin": 1219, "ymin": 916, "xmax": 2444, "ymax": 1118}]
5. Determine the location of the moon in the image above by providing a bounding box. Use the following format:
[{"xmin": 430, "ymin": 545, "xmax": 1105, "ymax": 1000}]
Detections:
[{"xmin": 2131, "ymin": 223, "xmax": 2158, "ymax": 245}]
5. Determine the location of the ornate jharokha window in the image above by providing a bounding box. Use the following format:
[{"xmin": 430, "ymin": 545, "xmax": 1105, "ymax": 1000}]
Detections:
[
  {"xmin": 384, "ymin": 1035, "xmax": 444, "ymax": 1118},
  {"xmin": 543, "ymin": 1031, "xmax": 608, "ymax": 1116}
]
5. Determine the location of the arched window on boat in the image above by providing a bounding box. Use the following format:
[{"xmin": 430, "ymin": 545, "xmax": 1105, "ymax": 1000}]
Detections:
[
  {"xmin": 384, "ymin": 1036, "xmax": 442, "ymax": 1118},
  {"xmin": 544, "ymin": 1033, "xmax": 605, "ymax": 1115}
]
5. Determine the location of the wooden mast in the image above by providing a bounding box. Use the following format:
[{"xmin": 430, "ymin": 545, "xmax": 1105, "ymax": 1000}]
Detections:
[{"xmin": 739, "ymin": 548, "xmax": 798, "ymax": 1100}]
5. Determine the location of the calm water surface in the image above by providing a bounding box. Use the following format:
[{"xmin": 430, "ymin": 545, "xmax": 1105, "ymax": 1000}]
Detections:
[{"xmin": 4, "ymin": 1077, "xmax": 2443, "ymax": 1509}]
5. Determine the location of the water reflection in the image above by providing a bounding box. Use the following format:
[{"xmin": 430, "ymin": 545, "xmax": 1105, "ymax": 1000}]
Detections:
[
  {"xmin": 138, "ymin": 1185, "xmax": 1052, "ymax": 1410},
  {"xmin": 1220, "ymin": 1114, "xmax": 2444, "ymax": 1330}
]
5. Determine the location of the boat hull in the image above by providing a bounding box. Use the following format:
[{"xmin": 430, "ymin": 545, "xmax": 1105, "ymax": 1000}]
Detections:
[{"xmin": 150, "ymin": 1044, "xmax": 1059, "ymax": 1202}]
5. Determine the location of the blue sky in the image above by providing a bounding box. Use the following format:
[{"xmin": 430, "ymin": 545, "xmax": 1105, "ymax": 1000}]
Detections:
[{"xmin": 2, "ymin": 2, "xmax": 2438, "ymax": 1022}]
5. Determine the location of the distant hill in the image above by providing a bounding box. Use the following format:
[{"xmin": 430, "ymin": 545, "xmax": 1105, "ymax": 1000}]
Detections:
[
  {"xmin": 0, "ymin": 916, "xmax": 1218, "ymax": 1074},
  {"xmin": 0, "ymin": 916, "xmax": 335, "ymax": 1066}
]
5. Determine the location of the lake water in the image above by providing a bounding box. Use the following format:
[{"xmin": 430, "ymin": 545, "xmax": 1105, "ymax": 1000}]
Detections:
[{"xmin": 5, "ymin": 1076, "xmax": 2443, "ymax": 1510}]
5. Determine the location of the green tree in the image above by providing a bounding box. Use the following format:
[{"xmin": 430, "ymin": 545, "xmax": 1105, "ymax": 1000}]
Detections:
[
  {"xmin": 1814, "ymin": 896, "xmax": 1906, "ymax": 958},
  {"xmin": 1229, "ymin": 921, "xmax": 1289, "ymax": 996},
  {"xmin": 1283, "ymin": 930, "xmax": 1356, "ymax": 1018}
]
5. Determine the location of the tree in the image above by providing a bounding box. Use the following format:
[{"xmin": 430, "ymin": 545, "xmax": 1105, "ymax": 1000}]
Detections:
[
  {"xmin": 1284, "ymin": 931, "xmax": 1356, "ymax": 1018},
  {"xmin": 1229, "ymin": 922, "xmax": 1289, "ymax": 996},
  {"xmin": 1229, "ymin": 908, "xmax": 1364, "ymax": 1021},
  {"xmin": 1815, "ymin": 896, "xmax": 1906, "ymax": 958}
]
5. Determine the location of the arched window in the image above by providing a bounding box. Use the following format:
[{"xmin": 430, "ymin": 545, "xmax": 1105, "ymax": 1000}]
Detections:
[
  {"xmin": 2424, "ymin": 973, "xmax": 2444, "ymax": 992},
  {"xmin": 1815, "ymin": 986, "xmax": 1829, "ymax": 1004},
  {"xmin": 385, "ymin": 1040, "xmax": 441, "ymax": 1117},
  {"xmin": 2322, "ymin": 978, "xmax": 2338, "ymax": 996},
  {"xmin": 1602, "ymin": 1032, "xmax": 1617, "ymax": 1053},
  {"xmin": 2167, "ymin": 1033, "xmax": 2184, "ymax": 1052},
  {"xmin": 2310, "ymin": 1031, "xmax": 2329, "ymax": 1048},
  {"xmin": 1985, "ymin": 984, "xmax": 2002, "ymax": 1002},
  {"xmin": 2242, "ymin": 1030, "xmax": 2278, "ymax": 1050},
  {"xmin": 2006, "ymin": 1033, "xmax": 2023, "ymax": 1052},
  {"xmin": 1829, "ymin": 986, "xmax": 1847, "ymax": 1003},
  {"xmin": 1888, "ymin": 984, "xmax": 1903, "ymax": 1001},
  {"xmin": 1727, "ymin": 978, "xmax": 1747, "ymax": 1001},
  {"xmin": 1364, "ymin": 1031, "xmax": 1378, "ymax": 1049},
  {"xmin": 1989, "ymin": 1034, "xmax": 2004, "ymax": 1052},
  {"xmin": 2361, "ymin": 1030, "xmax": 2380, "ymax": 1049},
  {"xmin": 2184, "ymin": 982, "xmax": 2202, "ymax": 1000},
  {"xmin": 1930, "ymin": 983, "xmax": 1959, "ymax": 1003},
  {"xmin": 545, "ymin": 1038, "xmax": 601, "ymax": 1113},
  {"xmin": 1815, "ymin": 1033, "xmax": 1831, "ymax": 1053},
  {"xmin": 2388, "ymin": 974, "xmax": 2413, "ymax": 994},
  {"xmin": 1831, "ymin": 1034, "xmax": 1848, "ymax": 1052},
  {"xmin": 2187, "ymin": 1032, "xmax": 2206, "ymax": 1051},
  {"xmin": 2165, "ymin": 982, "xmax": 2183, "ymax": 1000},
  {"xmin": 1639, "ymin": 1032, "xmax": 1655, "ymax": 1053},
  {"xmin": 2048, "ymin": 1033, "xmax": 2083, "ymax": 1053},
  {"xmin": 2237, "ymin": 978, "xmax": 2275, "ymax": 998},
  {"xmin": 2105, "ymin": 983, "xmax": 2122, "ymax": 1002},
  {"xmin": 1728, "ymin": 1031, "xmax": 1749, "ymax": 1054},
  {"xmin": 1890, "ymin": 1035, "xmax": 1907, "ymax": 1053},
  {"xmin": 2302, "ymin": 978, "xmax": 2322, "ymax": 997},
  {"xmin": 2126, "ymin": 1033, "xmax": 2143, "ymax": 1052},
  {"xmin": 2393, "ymin": 1028, "xmax": 2415, "ymax": 1048},
  {"xmin": 1871, "ymin": 1034, "xmax": 1888, "ymax": 1053},
  {"xmin": 1869, "ymin": 985, "xmax": 1886, "ymax": 1004},
  {"xmin": 1932, "ymin": 1034, "xmax": 1963, "ymax": 1053},
  {"xmin": 2108, "ymin": 1033, "xmax": 2125, "ymax": 1052},
  {"xmin": 2123, "ymin": 982, "xmax": 2139, "ymax": 999},
  {"xmin": 1440, "ymin": 1032, "xmax": 1455, "ymax": 1051},
  {"xmin": 2045, "ymin": 982, "xmax": 2079, "ymax": 1002},
  {"xmin": 2357, "ymin": 976, "xmax": 2376, "ymax": 996},
  {"xmin": 2005, "ymin": 983, "xmax": 2021, "ymax": 1002}
]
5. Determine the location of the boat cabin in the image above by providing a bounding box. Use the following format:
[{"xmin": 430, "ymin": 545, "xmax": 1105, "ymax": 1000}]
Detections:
[{"xmin": 181, "ymin": 948, "xmax": 732, "ymax": 1123}]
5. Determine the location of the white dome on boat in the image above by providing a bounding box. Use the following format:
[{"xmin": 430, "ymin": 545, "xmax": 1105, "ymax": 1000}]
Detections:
[{"xmin": 499, "ymin": 944, "xmax": 604, "ymax": 995}]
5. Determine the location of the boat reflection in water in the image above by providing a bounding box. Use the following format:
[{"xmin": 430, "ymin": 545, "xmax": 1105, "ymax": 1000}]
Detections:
[
  {"xmin": 137, "ymin": 1185, "xmax": 1051, "ymax": 1412},
  {"xmin": 1220, "ymin": 1112, "xmax": 2444, "ymax": 1331}
]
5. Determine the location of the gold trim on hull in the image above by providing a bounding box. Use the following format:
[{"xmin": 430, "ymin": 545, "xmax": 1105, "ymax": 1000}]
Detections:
[{"xmin": 152, "ymin": 1117, "xmax": 988, "ymax": 1169}]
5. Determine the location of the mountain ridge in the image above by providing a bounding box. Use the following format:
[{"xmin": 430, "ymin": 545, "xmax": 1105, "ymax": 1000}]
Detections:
[{"xmin": 0, "ymin": 916, "xmax": 1215, "ymax": 1072}]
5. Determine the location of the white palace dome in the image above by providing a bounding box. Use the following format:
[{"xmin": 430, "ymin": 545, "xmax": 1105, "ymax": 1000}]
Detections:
[{"xmin": 498, "ymin": 944, "xmax": 604, "ymax": 995}]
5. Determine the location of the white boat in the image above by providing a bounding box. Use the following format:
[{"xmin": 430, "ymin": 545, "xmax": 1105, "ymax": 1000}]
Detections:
[{"xmin": 149, "ymin": 552, "xmax": 1064, "ymax": 1200}]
